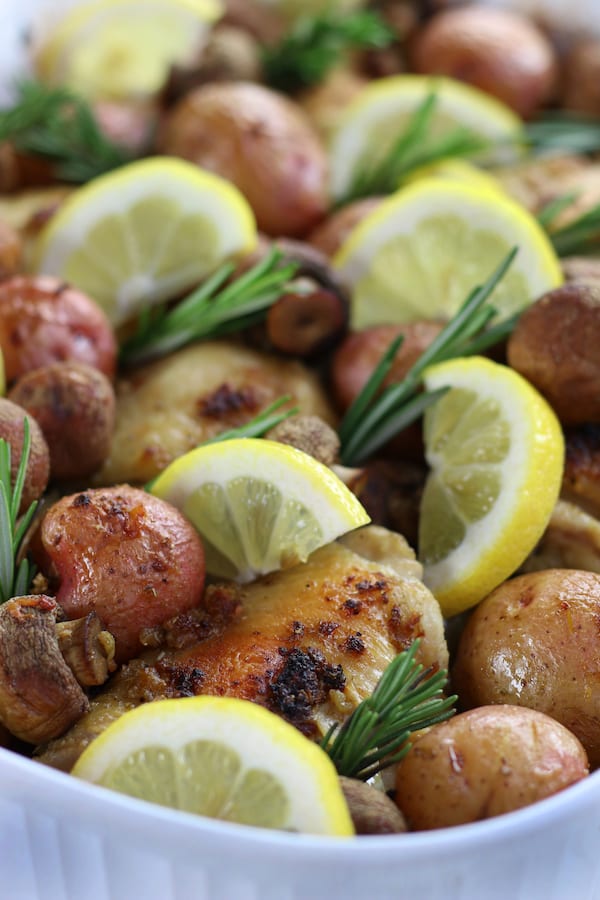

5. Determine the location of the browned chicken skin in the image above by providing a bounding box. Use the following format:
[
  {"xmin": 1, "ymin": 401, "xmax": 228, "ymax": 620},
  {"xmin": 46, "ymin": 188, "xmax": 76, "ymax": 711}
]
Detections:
[
  {"xmin": 98, "ymin": 340, "xmax": 337, "ymax": 485},
  {"xmin": 37, "ymin": 526, "xmax": 448, "ymax": 771}
]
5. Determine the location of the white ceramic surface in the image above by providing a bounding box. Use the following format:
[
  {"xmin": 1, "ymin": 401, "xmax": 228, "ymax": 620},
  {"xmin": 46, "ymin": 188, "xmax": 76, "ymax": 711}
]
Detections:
[{"xmin": 2, "ymin": 2, "xmax": 600, "ymax": 899}]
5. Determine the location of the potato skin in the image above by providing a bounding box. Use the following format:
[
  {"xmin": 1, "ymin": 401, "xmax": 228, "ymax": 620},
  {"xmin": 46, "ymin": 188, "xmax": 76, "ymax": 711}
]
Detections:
[
  {"xmin": 395, "ymin": 705, "xmax": 589, "ymax": 830},
  {"xmin": 507, "ymin": 284, "xmax": 600, "ymax": 426},
  {"xmin": 452, "ymin": 569, "xmax": 600, "ymax": 767},
  {"xmin": 158, "ymin": 82, "xmax": 328, "ymax": 237},
  {"xmin": 35, "ymin": 486, "xmax": 205, "ymax": 664},
  {"xmin": 0, "ymin": 397, "xmax": 50, "ymax": 513},
  {"xmin": 308, "ymin": 197, "xmax": 383, "ymax": 259},
  {"xmin": 0, "ymin": 276, "xmax": 117, "ymax": 384},
  {"xmin": 8, "ymin": 362, "xmax": 116, "ymax": 481},
  {"xmin": 331, "ymin": 322, "xmax": 444, "ymax": 413},
  {"xmin": 410, "ymin": 7, "xmax": 557, "ymax": 119}
]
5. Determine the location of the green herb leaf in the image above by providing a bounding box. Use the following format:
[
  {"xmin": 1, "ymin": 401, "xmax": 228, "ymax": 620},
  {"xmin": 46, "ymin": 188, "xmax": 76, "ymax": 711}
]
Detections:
[
  {"xmin": 524, "ymin": 113, "xmax": 600, "ymax": 156},
  {"xmin": 339, "ymin": 90, "xmax": 492, "ymax": 206},
  {"xmin": 120, "ymin": 248, "xmax": 299, "ymax": 365},
  {"xmin": 0, "ymin": 80, "xmax": 130, "ymax": 183},
  {"xmin": 321, "ymin": 639, "xmax": 456, "ymax": 780},
  {"xmin": 338, "ymin": 247, "xmax": 519, "ymax": 465},
  {"xmin": 543, "ymin": 200, "xmax": 600, "ymax": 257},
  {"xmin": 263, "ymin": 10, "xmax": 394, "ymax": 94},
  {"xmin": 0, "ymin": 419, "xmax": 37, "ymax": 605}
]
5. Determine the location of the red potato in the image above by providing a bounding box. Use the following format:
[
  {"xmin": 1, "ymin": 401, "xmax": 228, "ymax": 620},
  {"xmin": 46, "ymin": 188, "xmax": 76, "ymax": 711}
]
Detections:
[
  {"xmin": 395, "ymin": 705, "xmax": 589, "ymax": 830},
  {"xmin": 308, "ymin": 197, "xmax": 384, "ymax": 259},
  {"xmin": 8, "ymin": 362, "xmax": 116, "ymax": 482},
  {"xmin": 331, "ymin": 321, "xmax": 444, "ymax": 412},
  {"xmin": 0, "ymin": 397, "xmax": 50, "ymax": 513},
  {"xmin": 0, "ymin": 220, "xmax": 22, "ymax": 279},
  {"xmin": 34, "ymin": 486, "xmax": 206, "ymax": 664},
  {"xmin": 452, "ymin": 569, "xmax": 600, "ymax": 767},
  {"xmin": 410, "ymin": 7, "xmax": 558, "ymax": 119},
  {"xmin": 0, "ymin": 276, "xmax": 117, "ymax": 384},
  {"xmin": 158, "ymin": 82, "xmax": 329, "ymax": 237}
]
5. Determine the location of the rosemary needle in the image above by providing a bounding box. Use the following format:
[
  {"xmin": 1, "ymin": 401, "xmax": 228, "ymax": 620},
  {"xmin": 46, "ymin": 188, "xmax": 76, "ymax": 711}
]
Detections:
[
  {"xmin": 0, "ymin": 419, "xmax": 38, "ymax": 605},
  {"xmin": 0, "ymin": 80, "xmax": 130, "ymax": 183},
  {"xmin": 262, "ymin": 10, "xmax": 393, "ymax": 94},
  {"xmin": 120, "ymin": 248, "xmax": 299, "ymax": 365},
  {"xmin": 321, "ymin": 639, "xmax": 456, "ymax": 780},
  {"xmin": 338, "ymin": 247, "xmax": 519, "ymax": 466}
]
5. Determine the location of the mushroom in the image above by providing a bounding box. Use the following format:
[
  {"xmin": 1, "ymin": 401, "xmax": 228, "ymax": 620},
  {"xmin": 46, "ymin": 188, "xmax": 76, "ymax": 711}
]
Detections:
[{"xmin": 0, "ymin": 595, "xmax": 114, "ymax": 744}]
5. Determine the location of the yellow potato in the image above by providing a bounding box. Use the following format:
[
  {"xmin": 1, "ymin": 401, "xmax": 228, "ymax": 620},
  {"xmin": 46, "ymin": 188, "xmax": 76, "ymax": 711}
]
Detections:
[{"xmin": 395, "ymin": 705, "xmax": 589, "ymax": 830}]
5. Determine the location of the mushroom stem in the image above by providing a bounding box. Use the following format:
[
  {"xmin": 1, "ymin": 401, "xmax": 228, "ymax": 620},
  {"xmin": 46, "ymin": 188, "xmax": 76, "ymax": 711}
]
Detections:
[{"xmin": 56, "ymin": 612, "xmax": 117, "ymax": 687}]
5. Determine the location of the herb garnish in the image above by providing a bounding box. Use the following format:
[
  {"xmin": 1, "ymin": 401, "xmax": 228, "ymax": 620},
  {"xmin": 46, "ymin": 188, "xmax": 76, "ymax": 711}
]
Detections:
[
  {"xmin": 322, "ymin": 639, "xmax": 456, "ymax": 780},
  {"xmin": 338, "ymin": 247, "xmax": 519, "ymax": 466},
  {"xmin": 262, "ymin": 10, "xmax": 394, "ymax": 94},
  {"xmin": 0, "ymin": 420, "xmax": 38, "ymax": 605},
  {"xmin": 0, "ymin": 80, "xmax": 130, "ymax": 183},
  {"xmin": 202, "ymin": 396, "xmax": 299, "ymax": 444},
  {"xmin": 524, "ymin": 113, "xmax": 600, "ymax": 156},
  {"xmin": 538, "ymin": 192, "xmax": 600, "ymax": 257},
  {"xmin": 339, "ymin": 90, "xmax": 490, "ymax": 206},
  {"xmin": 120, "ymin": 248, "xmax": 299, "ymax": 365}
]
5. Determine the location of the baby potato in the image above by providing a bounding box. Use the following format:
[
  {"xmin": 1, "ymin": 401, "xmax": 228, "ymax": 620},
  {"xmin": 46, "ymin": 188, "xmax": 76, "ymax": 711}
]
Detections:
[
  {"xmin": 410, "ymin": 7, "xmax": 558, "ymax": 119},
  {"xmin": 308, "ymin": 197, "xmax": 383, "ymax": 259},
  {"xmin": 34, "ymin": 486, "xmax": 206, "ymax": 664},
  {"xmin": 158, "ymin": 82, "xmax": 329, "ymax": 237},
  {"xmin": 507, "ymin": 283, "xmax": 600, "ymax": 425},
  {"xmin": 0, "ymin": 276, "xmax": 117, "ymax": 385},
  {"xmin": 331, "ymin": 321, "xmax": 444, "ymax": 412},
  {"xmin": 0, "ymin": 220, "xmax": 22, "ymax": 279},
  {"xmin": 8, "ymin": 362, "xmax": 116, "ymax": 482},
  {"xmin": 452, "ymin": 569, "xmax": 600, "ymax": 767},
  {"xmin": 395, "ymin": 705, "xmax": 589, "ymax": 830},
  {"xmin": 0, "ymin": 397, "xmax": 49, "ymax": 513}
]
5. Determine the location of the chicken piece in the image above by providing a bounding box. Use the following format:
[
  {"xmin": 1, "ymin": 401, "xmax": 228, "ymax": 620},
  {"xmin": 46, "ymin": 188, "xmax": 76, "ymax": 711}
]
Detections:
[
  {"xmin": 562, "ymin": 424, "xmax": 600, "ymax": 520},
  {"xmin": 97, "ymin": 340, "xmax": 337, "ymax": 485},
  {"xmin": 521, "ymin": 500, "xmax": 600, "ymax": 575},
  {"xmin": 494, "ymin": 154, "xmax": 595, "ymax": 217},
  {"xmin": 36, "ymin": 526, "xmax": 448, "ymax": 771}
]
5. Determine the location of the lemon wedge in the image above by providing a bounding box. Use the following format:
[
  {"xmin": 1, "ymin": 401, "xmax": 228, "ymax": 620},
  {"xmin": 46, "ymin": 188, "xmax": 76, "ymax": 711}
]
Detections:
[
  {"xmin": 328, "ymin": 74, "xmax": 522, "ymax": 201},
  {"xmin": 33, "ymin": 0, "xmax": 222, "ymax": 100},
  {"xmin": 72, "ymin": 695, "xmax": 354, "ymax": 835},
  {"xmin": 418, "ymin": 356, "xmax": 564, "ymax": 617},
  {"xmin": 403, "ymin": 158, "xmax": 505, "ymax": 194},
  {"xmin": 334, "ymin": 178, "xmax": 563, "ymax": 330},
  {"xmin": 150, "ymin": 437, "xmax": 370, "ymax": 582},
  {"xmin": 34, "ymin": 157, "xmax": 256, "ymax": 327}
]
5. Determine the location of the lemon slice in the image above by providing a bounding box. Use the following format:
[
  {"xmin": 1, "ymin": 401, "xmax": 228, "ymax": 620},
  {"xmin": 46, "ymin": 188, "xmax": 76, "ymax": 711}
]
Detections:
[
  {"xmin": 328, "ymin": 74, "xmax": 523, "ymax": 201},
  {"xmin": 72, "ymin": 695, "xmax": 354, "ymax": 835},
  {"xmin": 334, "ymin": 178, "xmax": 563, "ymax": 330},
  {"xmin": 33, "ymin": 0, "xmax": 222, "ymax": 100},
  {"xmin": 34, "ymin": 157, "xmax": 256, "ymax": 327},
  {"xmin": 418, "ymin": 356, "xmax": 564, "ymax": 617},
  {"xmin": 150, "ymin": 437, "xmax": 370, "ymax": 582},
  {"xmin": 403, "ymin": 158, "xmax": 505, "ymax": 194}
]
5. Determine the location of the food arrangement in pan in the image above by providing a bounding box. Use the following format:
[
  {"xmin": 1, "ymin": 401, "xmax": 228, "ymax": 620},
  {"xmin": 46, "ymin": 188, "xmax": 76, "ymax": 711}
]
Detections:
[{"xmin": 1, "ymin": 0, "xmax": 600, "ymax": 841}]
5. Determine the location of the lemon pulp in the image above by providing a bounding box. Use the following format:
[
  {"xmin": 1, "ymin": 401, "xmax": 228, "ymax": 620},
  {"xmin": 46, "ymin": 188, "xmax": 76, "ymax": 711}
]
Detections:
[
  {"xmin": 150, "ymin": 438, "xmax": 370, "ymax": 582},
  {"xmin": 72, "ymin": 696, "xmax": 355, "ymax": 836},
  {"xmin": 418, "ymin": 357, "xmax": 564, "ymax": 616}
]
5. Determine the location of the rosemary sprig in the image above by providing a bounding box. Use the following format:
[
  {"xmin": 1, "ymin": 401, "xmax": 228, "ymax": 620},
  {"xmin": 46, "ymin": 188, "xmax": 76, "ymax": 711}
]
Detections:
[
  {"xmin": 0, "ymin": 80, "xmax": 130, "ymax": 183},
  {"xmin": 338, "ymin": 247, "xmax": 519, "ymax": 465},
  {"xmin": 321, "ymin": 639, "xmax": 456, "ymax": 781},
  {"xmin": 0, "ymin": 420, "xmax": 38, "ymax": 605},
  {"xmin": 340, "ymin": 90, "xmax": 491, "ymax": 206},
  {"xmin": 119, "ymin": 249, "xmax": 299, "ymax": 365},
  {"xmin": 524, "ymin": 113, "xmax": 600, "ymax": 156},
  {"xmin": 541, "ymin": 197, "xmax": 600, "ymax": 257},
  {"xmin": 202, "ymin": 396, "xmax": 299, "ymax": 444},
  {"xmin": 262, "ymin": 10, "xmax": 394, "ymax": 94}
]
